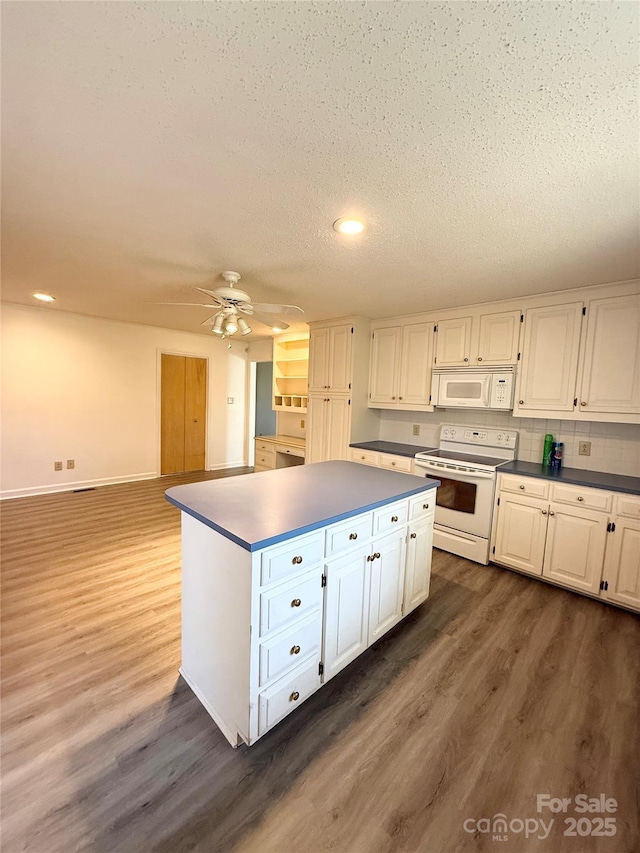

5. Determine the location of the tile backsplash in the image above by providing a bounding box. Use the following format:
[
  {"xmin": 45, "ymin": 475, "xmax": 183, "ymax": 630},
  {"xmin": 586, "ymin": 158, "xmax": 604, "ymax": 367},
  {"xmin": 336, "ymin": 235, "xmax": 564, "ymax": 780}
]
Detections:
[{"xmin": 378, "ymin": 409, "xmax": 640, "ymax": 477}]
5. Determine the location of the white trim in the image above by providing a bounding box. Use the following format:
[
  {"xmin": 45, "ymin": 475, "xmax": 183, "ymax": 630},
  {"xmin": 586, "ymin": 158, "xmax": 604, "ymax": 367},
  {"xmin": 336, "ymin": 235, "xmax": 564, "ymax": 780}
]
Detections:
[
  {"xmin": 209, "ymin": 461, "xmax": 248, "ymax": 471},
  {"xmin": 0, "ymin": 471, "xmax": 158, "ymax": 501}
]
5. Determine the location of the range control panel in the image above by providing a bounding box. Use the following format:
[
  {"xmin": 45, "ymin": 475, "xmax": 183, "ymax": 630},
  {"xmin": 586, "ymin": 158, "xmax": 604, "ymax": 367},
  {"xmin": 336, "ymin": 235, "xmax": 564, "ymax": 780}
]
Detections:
[{"xmin": 440, "ymin": 425, "xmax": 518, "ymax": 451}]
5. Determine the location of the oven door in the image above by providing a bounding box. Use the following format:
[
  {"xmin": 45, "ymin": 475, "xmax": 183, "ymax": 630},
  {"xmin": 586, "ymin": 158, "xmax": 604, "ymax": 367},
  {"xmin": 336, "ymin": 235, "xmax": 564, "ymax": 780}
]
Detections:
[{"xmin": 414, "ymin": 460, "xmax": 495, "ymax": 538}]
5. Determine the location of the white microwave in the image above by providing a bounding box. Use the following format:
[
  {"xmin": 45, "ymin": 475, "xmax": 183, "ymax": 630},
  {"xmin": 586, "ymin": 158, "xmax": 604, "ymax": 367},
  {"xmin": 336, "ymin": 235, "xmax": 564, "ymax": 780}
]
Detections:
[{"xmin": 432, "ymin": 367, "xmax": 515, "ymax": 410}]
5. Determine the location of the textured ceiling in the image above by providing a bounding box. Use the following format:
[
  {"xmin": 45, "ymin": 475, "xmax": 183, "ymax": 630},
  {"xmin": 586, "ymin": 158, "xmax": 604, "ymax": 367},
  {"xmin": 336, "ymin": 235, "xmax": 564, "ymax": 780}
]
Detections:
[{"xmin": 2, "ymin": 1, "xmax": 638, "ymax": 338}]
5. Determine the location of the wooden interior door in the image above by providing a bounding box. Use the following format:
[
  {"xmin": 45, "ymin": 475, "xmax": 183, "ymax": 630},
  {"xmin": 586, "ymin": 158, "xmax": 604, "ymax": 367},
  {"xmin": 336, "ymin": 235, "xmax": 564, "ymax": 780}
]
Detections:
[{"xmin": 161, "ymin": 354, "xmax": 207, "ymax": 474}]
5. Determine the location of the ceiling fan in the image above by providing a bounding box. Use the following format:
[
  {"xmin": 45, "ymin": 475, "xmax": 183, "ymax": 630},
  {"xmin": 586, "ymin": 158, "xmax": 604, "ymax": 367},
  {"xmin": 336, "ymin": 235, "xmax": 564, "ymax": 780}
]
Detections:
[{"xmin": 159, "ymin": 270, "xmax": 304, "ymax": 339}]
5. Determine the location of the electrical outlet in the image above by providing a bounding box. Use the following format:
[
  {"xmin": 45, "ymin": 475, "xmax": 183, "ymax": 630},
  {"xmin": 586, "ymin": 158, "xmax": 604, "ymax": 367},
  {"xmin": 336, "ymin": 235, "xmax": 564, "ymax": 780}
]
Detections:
[
  {"xmin": 67, "ymin": 459, "xmax": 75, "ymax": 469},
  {"xmin": 54, "ymin": 461, "xmax": 62, "ymax": 471},
  {"xmin": 300, "ymin": 419, "xmax": 305, "ymax": 429},
  {"xmin": 412, "ymin": 424, "xmax": 420, "ymax": 436},
  {"xmin": 578, "ymin": 441, "xmax": 591, "ymax": 456}
]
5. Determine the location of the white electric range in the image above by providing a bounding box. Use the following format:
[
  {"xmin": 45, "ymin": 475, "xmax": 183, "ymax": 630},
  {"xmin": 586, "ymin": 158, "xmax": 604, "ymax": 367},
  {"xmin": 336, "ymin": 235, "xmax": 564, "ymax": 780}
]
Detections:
[{"xmin": 414, "ymin": 424, "xmax": 518, "ymax": 564}]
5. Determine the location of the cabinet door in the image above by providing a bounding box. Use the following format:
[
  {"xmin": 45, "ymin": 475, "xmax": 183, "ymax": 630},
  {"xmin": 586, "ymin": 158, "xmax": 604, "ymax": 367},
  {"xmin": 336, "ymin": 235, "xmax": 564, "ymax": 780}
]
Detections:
[
  {"xmin": 306, "ymin": 395, "xmax": 328, "ymax": 464},
  {"xmin": 328, "ymin": 325, "xmax": 353, "ymax": 393},
  {"xmin": 398, "ymin": 322, "xmax": 434, "ymax": 408},
  {"xmin": 435, "ymin": 316, "xmax": 472, "ymax": 366},
  {"xmin": 368, "ymin": 530, "xmax": 406, "ymax": 644},
  {"xmin": 578, "ymin": 294, "xmax": 640, "ymax": 414},
  {"xmin": 602, "ymin": 517, "xmax": 640, "ymax": 612},
  {"xmin": 476, "ymin": 310, "xmax": 521, "ymax": 365},
  {"xmin": 326, "ymin": 397, "xmax": 351, "ymax": 461},
  {"xmin": 323, "ymin": 546, "xmax": 370, "ymax": 681},
  {"xmin": 369, "ymin": 326, "xmax": 401, "ymax": 404},
  {"xmin": 404, "ymin": 519, "xmax": 434, "ymax": 613},
  {"xmin": 542, "ymin": 505, "xmax": 608, "ymax": 594},
  {"xmin": 308, "ymin": 328, "xmax": 330, "ymax": 392},
  {"xmin": 493, "ymin": 493, "xmax": 548, "ymax": 576},
  {"xmin": 515, "ymin": 303, "xmax": 583, "ymax": 412}
]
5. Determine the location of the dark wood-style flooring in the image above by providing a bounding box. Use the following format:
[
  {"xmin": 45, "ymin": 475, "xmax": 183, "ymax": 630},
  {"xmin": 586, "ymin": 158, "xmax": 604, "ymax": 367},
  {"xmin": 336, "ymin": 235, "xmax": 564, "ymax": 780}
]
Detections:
[{"xmin": 1, "ymin": 470, "xmax": 638, "ymax": 853}]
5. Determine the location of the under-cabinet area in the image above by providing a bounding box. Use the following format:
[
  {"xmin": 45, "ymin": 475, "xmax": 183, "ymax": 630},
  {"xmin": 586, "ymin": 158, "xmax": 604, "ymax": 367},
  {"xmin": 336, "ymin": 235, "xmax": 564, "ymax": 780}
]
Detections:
[
  {"xmin": 491, "ymin": 471, "xmax": 640, "ymax": 612},
  {"xmin": 166, "ymin": 461, "xmax": 438, "ymax": 746},
  {"xmin": 254, "ymin": 435, "xmax": 306, "ymax": 472}
]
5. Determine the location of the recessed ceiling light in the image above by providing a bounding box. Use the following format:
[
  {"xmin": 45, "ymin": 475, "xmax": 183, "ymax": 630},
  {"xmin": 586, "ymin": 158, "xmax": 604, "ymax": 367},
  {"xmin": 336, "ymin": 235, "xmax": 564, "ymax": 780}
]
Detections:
[
  {"xmin": 271, "ymin": 323, "xmax": 289, "ymax": 333},
  {"xmin": 333, "ymin": 217, "xmax": 365, "ymax": 235},
  {"xmin": 33, "ymin": 292, "xmax": 56, "ymax": 303}
]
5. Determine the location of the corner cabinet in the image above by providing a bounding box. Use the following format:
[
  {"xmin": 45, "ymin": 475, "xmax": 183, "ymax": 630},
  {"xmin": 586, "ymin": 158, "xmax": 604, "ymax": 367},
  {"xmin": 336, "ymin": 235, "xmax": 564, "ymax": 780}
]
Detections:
[
  {"xmin": 176, "ymin": 486, "xmax": 436, "ymax": 746},
  {"xmin": 492, "ymin": 474, "xmax": 640, "ymax": 612},
  {"xmin": 369, "ymin": 321, "xmax": 434, "ymax": 410}
]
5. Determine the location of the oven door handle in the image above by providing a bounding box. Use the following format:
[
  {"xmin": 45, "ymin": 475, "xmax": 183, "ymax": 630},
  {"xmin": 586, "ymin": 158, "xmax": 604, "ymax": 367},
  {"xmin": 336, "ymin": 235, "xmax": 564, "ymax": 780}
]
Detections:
[{"xmin": 415, "ymin": 462, "xmax": 495, "ymax": 480}]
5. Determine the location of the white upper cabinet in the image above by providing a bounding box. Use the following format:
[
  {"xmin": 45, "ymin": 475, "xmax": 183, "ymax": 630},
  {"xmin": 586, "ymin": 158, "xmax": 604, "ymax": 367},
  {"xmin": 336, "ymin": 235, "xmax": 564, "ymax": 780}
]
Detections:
[
  {"xmin": 576, "ymin": 294, "xmax": 640, "ymax": 415},
  {"xmin": 434, "ymin": 316, "xmax": 473, "ymax": 366},
  {"xmin": 308, "ymin": 324, "xmax": 353, "ymax": 393},
  {"xmin": 475, "ymin": 310, "xmax": 521, "ymax": 365},
  {"xmin": 369, "ymin": 321, "xmax": 433, "ymax": 410},
  {"xmin": 514, "ymin": 302, "xmax": 583, "ymax": 413},
  {"xmin": 434, "ymin": 310, "xmax": 520, "ymax": 367}
]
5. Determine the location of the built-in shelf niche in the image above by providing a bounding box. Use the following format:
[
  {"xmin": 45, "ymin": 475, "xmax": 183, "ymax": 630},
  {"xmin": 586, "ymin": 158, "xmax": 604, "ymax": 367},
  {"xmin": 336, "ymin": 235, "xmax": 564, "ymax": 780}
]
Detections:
[{"xmin": 272, "ymin": 333, "xmax": 309, "ymax": 412}]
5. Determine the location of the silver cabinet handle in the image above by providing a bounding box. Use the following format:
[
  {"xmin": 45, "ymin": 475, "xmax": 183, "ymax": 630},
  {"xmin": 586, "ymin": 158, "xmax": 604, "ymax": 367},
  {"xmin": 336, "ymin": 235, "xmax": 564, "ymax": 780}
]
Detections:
[
  {"xmin": 577, "ymin": 496, "xmax": 584, "ymax": 502},
  {"xmin": 423, "ymin": 503, "xmax": 429, "ymax": 510},
  {"xmin": 549, "ymin": 511, "xmax": 555, "ymax": 516},
  {"xmin": 410, "ymin": 532, "xmax": 417, "ymax": 539},
  {"xmin": 541, "ymin": 510, "xmax": 548, "ymax": 515},
  {"xmin": 349, "ymin": 532, "xmax": 358, "ymax": 540},
  {"xmin": 519, "ymin": 485, "xmax": 525, "ymax": 490},
  {"xmin": 391, "ymin": 515, "xmax": 398, "ymax": 522},
  {"xmin": 291, "ymin": 598, "xmax": 302, "ymax": 607}
]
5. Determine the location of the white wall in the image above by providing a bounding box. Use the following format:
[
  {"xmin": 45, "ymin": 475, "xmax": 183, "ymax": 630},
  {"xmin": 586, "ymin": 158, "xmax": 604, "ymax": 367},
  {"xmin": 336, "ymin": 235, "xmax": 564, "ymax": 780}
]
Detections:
[
  {"xmin": 1, "ymin": 305, "xmax": 248, "ymax": 498},
  {"xmin": 378, "ymin": 409, "xmax": 640, "ymax": 477}
]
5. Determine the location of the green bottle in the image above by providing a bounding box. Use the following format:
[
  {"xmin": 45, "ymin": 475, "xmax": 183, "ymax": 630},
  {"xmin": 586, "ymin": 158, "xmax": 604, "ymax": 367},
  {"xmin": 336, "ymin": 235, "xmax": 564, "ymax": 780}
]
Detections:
[{"xmin": 542, "ymin": 434, "xmax": 554, "ymax": 467}]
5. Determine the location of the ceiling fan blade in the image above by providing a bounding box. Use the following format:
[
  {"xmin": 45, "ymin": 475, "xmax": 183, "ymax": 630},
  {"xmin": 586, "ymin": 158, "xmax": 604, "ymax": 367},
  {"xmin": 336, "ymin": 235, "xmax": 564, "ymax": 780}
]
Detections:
[
  {"xmin": 250, "ymin": 313, "xmax": 290, "ymax": 331},
  {"xmin": 200, "ymin": 314, "xmax": 219, "ymax": 326},
  {"xmin": 250, "ymin": 303, "xmax": 304, "ymax": 316},
  {"xmin": 155, "ymin": 301, "xmax": 220, "ymax": 308}
]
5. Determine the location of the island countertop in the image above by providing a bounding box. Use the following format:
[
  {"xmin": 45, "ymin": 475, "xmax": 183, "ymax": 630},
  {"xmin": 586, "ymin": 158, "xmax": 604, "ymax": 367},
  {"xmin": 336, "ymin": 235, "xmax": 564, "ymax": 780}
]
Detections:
[{"xmin": 166, "ymin": 461, "xmax": 439, "ymax": 552}]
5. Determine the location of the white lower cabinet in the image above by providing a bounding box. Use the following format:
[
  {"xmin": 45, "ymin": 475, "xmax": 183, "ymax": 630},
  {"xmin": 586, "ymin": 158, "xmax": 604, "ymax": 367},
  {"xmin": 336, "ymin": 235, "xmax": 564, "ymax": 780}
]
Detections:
[
  {"xmin": 492, "ymin": 475, "xmax": 640, "ymax": 612},
  {"xmin": 542, "ymin": 504, "xmax": 608, "ymax": 594},
  {"xmin": 180, "ymin": 486, "xmax": 437, "ymax": 747}
]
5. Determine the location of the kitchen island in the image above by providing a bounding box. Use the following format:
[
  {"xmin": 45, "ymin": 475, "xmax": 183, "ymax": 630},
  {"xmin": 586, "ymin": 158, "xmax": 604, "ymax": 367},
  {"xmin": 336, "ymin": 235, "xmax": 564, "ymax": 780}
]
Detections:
[{"xmin": 166, "ymin": 461, "xmax": 439, "ymax": 747}]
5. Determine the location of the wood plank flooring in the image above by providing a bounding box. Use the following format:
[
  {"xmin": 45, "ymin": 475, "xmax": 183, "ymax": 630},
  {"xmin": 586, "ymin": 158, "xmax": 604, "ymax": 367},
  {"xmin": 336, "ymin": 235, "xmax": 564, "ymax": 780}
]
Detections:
[{"xmin": 1, "ymin": 471, "xmax": 638, "ymax": 853}]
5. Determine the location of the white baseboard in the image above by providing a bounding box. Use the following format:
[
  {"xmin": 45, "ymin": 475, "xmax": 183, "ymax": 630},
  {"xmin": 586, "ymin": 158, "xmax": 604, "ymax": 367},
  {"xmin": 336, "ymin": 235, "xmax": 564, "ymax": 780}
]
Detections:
[
  {"xmin": 209, "ymin": 461, "xmax": 248, "ymax": 471},
  {"xmin": 0, "ymin": 471, "xmax": 158, "ymax": 501}
]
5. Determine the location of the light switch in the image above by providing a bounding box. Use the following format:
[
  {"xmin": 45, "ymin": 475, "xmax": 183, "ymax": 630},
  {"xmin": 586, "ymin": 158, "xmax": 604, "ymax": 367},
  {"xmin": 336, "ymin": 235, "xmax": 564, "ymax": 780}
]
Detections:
[{"xmin": 227, "ymin": 397, "xmax": 234, "ymax": 404}]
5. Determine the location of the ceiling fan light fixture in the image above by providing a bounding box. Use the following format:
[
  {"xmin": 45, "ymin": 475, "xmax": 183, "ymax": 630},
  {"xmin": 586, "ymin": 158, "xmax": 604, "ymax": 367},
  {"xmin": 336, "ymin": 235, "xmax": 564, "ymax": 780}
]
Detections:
[
  {"xmin": 237, "ymin": 318, "xmax": 251, "ymax": 336},
  {"xmin": 211, "ymin": 314, "xmax": 225, "ymax": 335},
  {"xmin": 333, "ymin": 217, "xmax": 365, "ymax": 235},
  {"xmin": 224, "ymin": 318, "xmax": 239, "ymax": 335}
]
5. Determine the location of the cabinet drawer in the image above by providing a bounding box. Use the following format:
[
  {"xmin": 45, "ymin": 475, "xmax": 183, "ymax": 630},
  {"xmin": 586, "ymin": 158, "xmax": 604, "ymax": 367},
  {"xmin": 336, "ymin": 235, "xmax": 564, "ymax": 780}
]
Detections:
[
  {"xmin": 277, "ymin": 443, "xmax": 305, "ymax": 459},
  {"xmin": 255, "ymin": 439, "xmax": 276, "ymax": 454},
  {"xmin": 255, "ymin": 453, "xmax": 276, "ymax": 470},
  {"xmin": 350, "ymin": 449, "xmax": 380, "ymax": 466},
  {"xmin": 551, "ymin": 483, "xmax": 612, "ymax": 513},
  {"xmin": 325, "ymin": 512, "xmax": 373, "ymax": 557},
  {"xmin": 615, "ymin": 494, "xmax": 640, "ymax": 519},
  {"xmin": 258, "ymin": 611, "xmax": 322, "ymax": 687},
  {"xmin": 258, "ymin": 656, "xmax": 320, "ymax": 736},
  {"xmin": 379, "ymin": 454, "xmax": 414, "ymax": 474},
  {"xmin": 499, "ymin": 475, "xmax": 550, "ymax": 500},
  {"xmin": 259, "ymin": 569, "xmax": 323, "ymax": 637},
  {"xmin": 260, "ymin": 531, "xmax": 323, "ymax": 586},
  {"xmin": 373, "ymin": 500, "xmax": 408, "ymax": 534},
  {"xmin": 409, "ymin": 492, "xmax": 436, "ymax": 522}
]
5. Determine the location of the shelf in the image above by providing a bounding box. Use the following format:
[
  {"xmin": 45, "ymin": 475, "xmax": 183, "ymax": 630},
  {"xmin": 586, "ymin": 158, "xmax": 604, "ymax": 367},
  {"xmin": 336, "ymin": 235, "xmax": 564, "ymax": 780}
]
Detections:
[
  {"xmin": 274, "ymin": 395, "xmax": 308, "ymax": 412},
  {"xmin": 272, "ymin": 332, "xmax": 310, "ymax": 413}
]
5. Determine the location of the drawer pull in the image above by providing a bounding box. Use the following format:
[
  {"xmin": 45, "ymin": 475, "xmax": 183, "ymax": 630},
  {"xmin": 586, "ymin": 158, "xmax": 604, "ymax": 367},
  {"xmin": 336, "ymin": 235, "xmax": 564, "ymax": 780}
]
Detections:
[
  {"xmin": 391, "ymin": 515, "xmax": 398, "ymax": 522},
  {"xmin": 391, "ymin": 461, "xmax": 396, "ymax": 466},
  {"xmin": 349, "ymin": 532, "xmax": 358, "ymax": 540},
  {"xmin": 361, "ymin": 455, "xmax": 365, "ymax": 460},
  {"xmin": 290, "ymin": 645, "xmax": 301, "ymax": 655},
  {"xmin": 519, "ymin": 485, "xmax": 525, "ymax": 490},
  {"xmin": 289, "ymin": 691, "xmax": 300, "ymax": 702},
  {"xmin": 410, "ymin": 532, "xmax": 417, "ymax": 539},
  {"xmin": 291, "ymin": 598, "xmax": 302, "ymax": 607},
  {"xmin": 292, "ymin": 556, "xmax": 303, "ymax": 565},
  {"xmin": 577, "ymin": 496, "xmax": 584, "ymax": 502},
  {"xmin": 423, "ymin": 503, "xmax": 429, "ymax": 510}
]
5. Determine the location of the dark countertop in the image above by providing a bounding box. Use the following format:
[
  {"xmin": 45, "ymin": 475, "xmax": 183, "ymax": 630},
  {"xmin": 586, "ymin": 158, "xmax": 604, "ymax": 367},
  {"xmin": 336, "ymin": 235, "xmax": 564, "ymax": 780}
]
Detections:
[
  {"xmin": 166, "ymin": 461, "xmax": 439, "ymax": 551},
  {"xmin": 350, "ymin": 440, "xmax": 437, "ymax": 458},
  {"xmin": 500, "ymin": 461, "xmax": 640, "ymax": 496}
]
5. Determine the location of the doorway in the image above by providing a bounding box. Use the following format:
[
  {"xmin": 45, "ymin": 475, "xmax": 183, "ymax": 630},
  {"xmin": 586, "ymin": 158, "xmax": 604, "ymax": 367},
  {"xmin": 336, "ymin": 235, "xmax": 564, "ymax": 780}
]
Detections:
[
  {"xmin": 255, "ymin": 361, "xmax": 276, "ymax": 437},
  {"xmin": 160, "ymin": 354, "xmax": 207, "ymax": 475}
]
